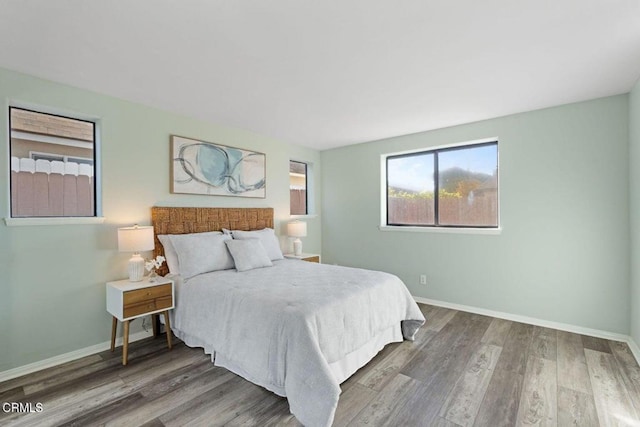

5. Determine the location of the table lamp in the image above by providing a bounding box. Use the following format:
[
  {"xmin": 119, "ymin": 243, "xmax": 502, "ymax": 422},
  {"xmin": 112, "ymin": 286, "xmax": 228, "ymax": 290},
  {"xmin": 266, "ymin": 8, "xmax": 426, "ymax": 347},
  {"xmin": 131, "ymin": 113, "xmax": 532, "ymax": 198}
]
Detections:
[
  {"xmin": 118, "ymin": 225, "xmax": 154, "ymax": 281},
  {"xmin": 287, "ymin": 220, "xmax": 307, "ymax": 256}
]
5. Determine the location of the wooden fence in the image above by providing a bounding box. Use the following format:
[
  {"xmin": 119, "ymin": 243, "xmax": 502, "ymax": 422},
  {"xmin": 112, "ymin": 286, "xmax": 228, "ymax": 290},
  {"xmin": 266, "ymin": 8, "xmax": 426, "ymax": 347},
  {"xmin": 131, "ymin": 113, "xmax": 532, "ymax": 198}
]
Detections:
[
  {"xmin": 290, "ymin": 189, "xmax": 307, "ymax": 215},
  {"xmin": 11, "ymin": 157, "xmax": 94, "ymax": 217},
  {"xmin": 388, "ymin": 193, "xmax": 497, "ymax": 226}
]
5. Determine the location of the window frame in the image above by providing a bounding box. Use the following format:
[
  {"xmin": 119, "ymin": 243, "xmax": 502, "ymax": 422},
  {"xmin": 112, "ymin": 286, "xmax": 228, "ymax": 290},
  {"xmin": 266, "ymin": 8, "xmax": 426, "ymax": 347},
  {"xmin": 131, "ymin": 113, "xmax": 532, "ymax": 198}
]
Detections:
[
  {"xmin": 382, "ymin": 138, "xmax": 500, "ymax": 232},
  {"xmin": 289, "ymin": 159, "xmax": 309, "ymax": 216},
  {"xmin": 5, "ymin": 104, "xmax": 103, "ymax": 225}
]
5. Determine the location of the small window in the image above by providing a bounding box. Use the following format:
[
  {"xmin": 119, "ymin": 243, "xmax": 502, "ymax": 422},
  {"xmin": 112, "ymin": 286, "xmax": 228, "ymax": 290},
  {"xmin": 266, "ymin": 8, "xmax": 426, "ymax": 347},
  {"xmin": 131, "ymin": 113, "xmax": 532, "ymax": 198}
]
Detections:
[
  {"xmin": 290, "ymin": 160, "xmax": 308, "ymax": 215},
  {"xmin": 9, "ymin": 107, "xmax": 98, "ymax": 218},
  {"xmin": 385, "ymin": 140, "xmax": 498, "ymax": 228}
]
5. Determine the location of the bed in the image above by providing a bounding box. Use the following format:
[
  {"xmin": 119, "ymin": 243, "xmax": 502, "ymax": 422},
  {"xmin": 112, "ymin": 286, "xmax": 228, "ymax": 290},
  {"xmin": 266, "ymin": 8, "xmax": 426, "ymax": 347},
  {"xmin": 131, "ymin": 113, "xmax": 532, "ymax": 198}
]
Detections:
[{"xmin": 151, "ymin": 207, "xmax": 425, "ymax": 427}]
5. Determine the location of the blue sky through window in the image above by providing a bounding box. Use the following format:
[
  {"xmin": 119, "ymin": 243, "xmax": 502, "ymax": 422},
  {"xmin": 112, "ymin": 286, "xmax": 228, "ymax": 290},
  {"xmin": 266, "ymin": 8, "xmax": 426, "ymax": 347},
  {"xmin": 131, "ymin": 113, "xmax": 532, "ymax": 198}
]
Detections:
[
  {"xmin": 439, "ymin": 145, "xmax": 497, "ymax": 175},
  {"xmin": 388, "ymin": 153, "xmax": 434, "ymax": 192},
  {"xmin": 388, "ymin": 144, "xmax": 497, "ymax": 192}
]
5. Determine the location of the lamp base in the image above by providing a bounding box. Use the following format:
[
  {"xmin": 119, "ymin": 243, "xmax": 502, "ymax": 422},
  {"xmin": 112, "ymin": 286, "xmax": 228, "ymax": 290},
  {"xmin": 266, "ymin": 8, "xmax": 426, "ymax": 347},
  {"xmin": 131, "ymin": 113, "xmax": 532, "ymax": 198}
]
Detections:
[
  {"xmin": 128, "ymin": 253, "xmax": 145, "ymax": 282},
  {"xmin": 293, "ymin": 238, "xmax": 302, "ymax": 256}
]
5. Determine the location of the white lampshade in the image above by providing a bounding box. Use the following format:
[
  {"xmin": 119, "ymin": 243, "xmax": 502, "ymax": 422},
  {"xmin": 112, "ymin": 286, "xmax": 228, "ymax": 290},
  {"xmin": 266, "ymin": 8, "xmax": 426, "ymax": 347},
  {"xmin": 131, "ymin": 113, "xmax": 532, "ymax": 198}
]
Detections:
[
  {"xmin": 287, "ymin": 221, "xmax": 307, "ymax": 238},
  {"xmin": 118, "ymin": 225, "xmax": 154, "ymax": 282},
  {"xmin": 118, "ymin": 225, "xmax": 154, "ymax": 253}
]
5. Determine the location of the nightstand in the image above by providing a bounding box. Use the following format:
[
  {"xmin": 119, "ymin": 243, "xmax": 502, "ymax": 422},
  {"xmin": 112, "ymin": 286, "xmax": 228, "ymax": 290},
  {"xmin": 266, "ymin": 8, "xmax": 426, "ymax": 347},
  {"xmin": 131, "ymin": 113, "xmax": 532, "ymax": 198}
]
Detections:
[
  {"xmin": 284, "ymin": 253, "xmax": 321, "ymax": 263},
  {"xmin": 106, "ymin": 277, "xmax": 174, "ymax": 365}
]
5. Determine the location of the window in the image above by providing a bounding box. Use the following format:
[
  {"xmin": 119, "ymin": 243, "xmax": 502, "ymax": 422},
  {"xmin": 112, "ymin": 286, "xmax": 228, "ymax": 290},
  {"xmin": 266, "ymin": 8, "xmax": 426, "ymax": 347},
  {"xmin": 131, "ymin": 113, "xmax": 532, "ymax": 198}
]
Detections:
[
  {"xmin": 385, "ymin": 140, "xmax": 498, "ymax": 228},
  {"xmin": 9, "ymin": 107, "xmax": 98, "ymax": 218},
  {"xmin": 290, "ymin": 160, "xmax": 308, "ymax": 215}
]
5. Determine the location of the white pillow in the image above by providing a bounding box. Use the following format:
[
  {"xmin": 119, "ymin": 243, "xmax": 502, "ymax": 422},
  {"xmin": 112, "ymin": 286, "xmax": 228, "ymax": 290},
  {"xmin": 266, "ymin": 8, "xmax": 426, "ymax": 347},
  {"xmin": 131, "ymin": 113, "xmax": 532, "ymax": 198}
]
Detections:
[
  {"xmin": 231, "ymin": 228, "xmax": 284, "ymax": 261},
  {"xmin": 158, "ymin": 234, "xmax": 180, "ymax": 274},
  {"xmin": 169, "ymin": 232, "xmax": 234, "ymax": 279},
  {"xmin": 225, "ymin": 239, "xmax": 273, "ymax": 272},
  {"xmin": 158, "ymin": 231, "xmax": 223, "ymax": 275}
]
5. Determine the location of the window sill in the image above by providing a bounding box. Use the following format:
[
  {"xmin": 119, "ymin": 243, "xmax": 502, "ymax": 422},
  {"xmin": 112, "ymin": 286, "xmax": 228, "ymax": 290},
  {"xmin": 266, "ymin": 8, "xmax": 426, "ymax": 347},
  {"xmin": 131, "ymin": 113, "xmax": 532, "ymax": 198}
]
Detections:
[
  {"xmin": 290, "ymin": 214, "xmax": 318, "ymax": 219},
  {"xmin": 379, "ymin": 225, "xmax": 501, "ymax": 235},
  {"xmin": 4, "ymin": 217, "xmax": 106, "ymax": 227}
]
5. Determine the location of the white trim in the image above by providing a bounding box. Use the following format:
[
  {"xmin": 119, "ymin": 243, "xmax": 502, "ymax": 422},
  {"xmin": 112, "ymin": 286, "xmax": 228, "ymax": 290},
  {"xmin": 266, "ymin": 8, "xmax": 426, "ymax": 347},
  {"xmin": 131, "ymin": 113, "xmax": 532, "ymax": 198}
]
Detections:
[
  {"xmin": 4, "ymin": 216, "xmax": 105, "ymax": 227},
  {"xmin": 627, "ymin": 337, "xmax": 640, "ymax": 364},
  {"xmin": 290, "ymin": 214, "xmax": 318, "ymax": 219},
  {"xmin": 9, "ymin": 101, "xmax": 100, "ymax": 123},
  {"xmin": 414, "ymin": 296, "xmax": 630, "ymax": 343},
  {"xmin": 0, "ymin": 330, "xmax": 153, "ymax": 383},
  {"xmin": 380, "ymin": 225, "xmax": 501, "ymax": 235}
]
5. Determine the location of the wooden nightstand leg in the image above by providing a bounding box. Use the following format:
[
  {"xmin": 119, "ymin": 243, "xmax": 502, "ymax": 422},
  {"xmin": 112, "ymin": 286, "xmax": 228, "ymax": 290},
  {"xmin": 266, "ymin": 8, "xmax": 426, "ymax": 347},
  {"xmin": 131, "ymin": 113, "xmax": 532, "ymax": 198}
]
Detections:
[
  {"xmin": 122, "ymin": 320, "xmax": 130, "ymax": 366},
  {"xmin": 151, "ymin": 314, "xmax": 158, "ymax": 337},
  {"xmin": 163, "ymin": 311, "xmax": 173, "ymax": 350},
  {"xmin": 110, "ymin": 317, "xmax": 117, "ymax": 352}
]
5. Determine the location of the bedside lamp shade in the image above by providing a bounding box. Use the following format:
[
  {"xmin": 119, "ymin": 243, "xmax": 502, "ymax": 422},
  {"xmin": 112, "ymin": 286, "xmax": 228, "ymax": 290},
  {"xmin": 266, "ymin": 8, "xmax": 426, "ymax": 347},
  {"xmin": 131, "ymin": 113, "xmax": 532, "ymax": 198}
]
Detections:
[
  {"xmin": 287, "ymin": 221, "xmax": 307, "ymax": 256},
  {"xmin": 118, "ymin": 225, "xmax": 154, "ymax": 282}
]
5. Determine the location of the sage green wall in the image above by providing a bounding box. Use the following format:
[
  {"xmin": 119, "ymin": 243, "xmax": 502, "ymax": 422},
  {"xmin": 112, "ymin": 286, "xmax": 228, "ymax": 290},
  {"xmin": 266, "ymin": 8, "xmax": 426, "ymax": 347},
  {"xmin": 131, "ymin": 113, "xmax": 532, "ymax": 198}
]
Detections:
[
  {"xmin": 322, "ymin": 95, "xmax": 630, "ymax": 334},
  {"xmin": 630, "ymin": 79, "xmax": 640, "ymax": 344},
  {"xmin": 0, "ymin": 67, "xmax": 322, "ymax": 373}
]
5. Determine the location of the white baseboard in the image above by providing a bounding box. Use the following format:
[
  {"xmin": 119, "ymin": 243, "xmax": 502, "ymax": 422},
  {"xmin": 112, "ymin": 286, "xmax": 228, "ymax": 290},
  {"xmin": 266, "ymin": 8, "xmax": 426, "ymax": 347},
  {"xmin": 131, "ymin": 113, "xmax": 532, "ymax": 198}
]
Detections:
[
  {"xmin": 0, "ymin": 330, "xmax": 153, "ymax": 383},
  {"xmin": 414, "ymin": 296, "xmax": 630, "ymax": 343},
  {"xmin": 626, "ymin": 337, "xmax": 640, "ymax": 364},
  {"xmin": 415, "ymin": 296, "xmax": 640, "ymax": 366}
]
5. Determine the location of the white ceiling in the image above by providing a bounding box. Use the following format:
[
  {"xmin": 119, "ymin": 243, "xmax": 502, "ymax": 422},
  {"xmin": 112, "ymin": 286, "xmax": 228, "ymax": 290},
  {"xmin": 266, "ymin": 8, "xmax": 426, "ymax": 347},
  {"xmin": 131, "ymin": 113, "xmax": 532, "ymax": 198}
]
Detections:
[{"xmin": 1, "ymin": 1, "xmax": 639, "ymax": 151}]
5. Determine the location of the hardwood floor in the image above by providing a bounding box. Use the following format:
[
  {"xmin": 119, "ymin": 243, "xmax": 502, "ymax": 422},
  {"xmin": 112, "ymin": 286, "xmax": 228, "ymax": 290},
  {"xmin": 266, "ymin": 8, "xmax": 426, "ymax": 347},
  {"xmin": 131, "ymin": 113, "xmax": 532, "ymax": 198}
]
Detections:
[{"xmin": 2, "ymin": 304, "xmax": 640, "ymax": 426}]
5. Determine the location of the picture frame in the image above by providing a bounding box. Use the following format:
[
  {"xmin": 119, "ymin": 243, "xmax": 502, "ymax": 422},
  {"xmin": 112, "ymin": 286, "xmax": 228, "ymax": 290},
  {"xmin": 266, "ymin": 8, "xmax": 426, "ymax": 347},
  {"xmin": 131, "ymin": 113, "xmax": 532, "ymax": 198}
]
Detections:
[{"xmin": 171, "ymin": 135, "xmax": 266, "ymax": 198}]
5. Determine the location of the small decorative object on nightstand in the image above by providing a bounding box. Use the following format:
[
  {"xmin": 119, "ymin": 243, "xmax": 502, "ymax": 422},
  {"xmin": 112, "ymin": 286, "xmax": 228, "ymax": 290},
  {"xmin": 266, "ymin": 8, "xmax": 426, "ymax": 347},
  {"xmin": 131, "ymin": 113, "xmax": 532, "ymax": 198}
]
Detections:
[
  {"xmin": 284, "ymin": 252, "xmax": 321, "ymax": 263},
  {"xmin": 145, "ymin": 255, "xmax": 166, "ymax": 283},
  {"xmin": 118, "ymin": 225, "xmax": 155, "ymax": 282},
  {"xmin": 106, "ymin": 276, "xmax": 174, "ymax": 365},
  {"xmin": 287, "ymin": 220, "xmax": 307, "ymax": 256}
]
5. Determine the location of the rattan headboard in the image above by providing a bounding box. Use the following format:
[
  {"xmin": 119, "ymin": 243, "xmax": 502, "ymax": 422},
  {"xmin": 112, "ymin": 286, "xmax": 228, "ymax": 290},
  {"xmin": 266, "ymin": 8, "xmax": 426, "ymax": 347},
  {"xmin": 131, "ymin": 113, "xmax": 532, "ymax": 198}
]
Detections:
[{"xmin": 151, "ymin": 206, "xmax": 274, "ymax": 276}]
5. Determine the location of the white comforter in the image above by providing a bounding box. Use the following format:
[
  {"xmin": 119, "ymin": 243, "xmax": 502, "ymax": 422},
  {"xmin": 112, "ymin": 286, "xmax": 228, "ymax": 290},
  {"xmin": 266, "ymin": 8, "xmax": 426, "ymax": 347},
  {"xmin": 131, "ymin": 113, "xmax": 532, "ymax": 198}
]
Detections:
[{"xmin": 169, "ymin": 259, "xmax": 425, "ymax": 427}]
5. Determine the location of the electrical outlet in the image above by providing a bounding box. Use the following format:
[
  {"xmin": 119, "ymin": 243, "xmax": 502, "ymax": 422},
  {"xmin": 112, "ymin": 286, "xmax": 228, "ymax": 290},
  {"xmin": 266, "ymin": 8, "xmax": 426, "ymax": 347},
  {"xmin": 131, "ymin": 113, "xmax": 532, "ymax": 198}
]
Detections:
[{"xmin": 420, "ymin": 274, "xmax": 427, "ymax": 285}]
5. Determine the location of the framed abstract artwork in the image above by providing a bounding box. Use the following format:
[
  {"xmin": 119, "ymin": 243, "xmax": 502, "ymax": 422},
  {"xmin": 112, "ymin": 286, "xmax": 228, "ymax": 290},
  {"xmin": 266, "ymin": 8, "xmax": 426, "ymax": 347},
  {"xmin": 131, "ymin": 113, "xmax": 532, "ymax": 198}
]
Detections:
[{"xmin": 171, "ymin": 135, "xmax": 266, "ymax": 198}]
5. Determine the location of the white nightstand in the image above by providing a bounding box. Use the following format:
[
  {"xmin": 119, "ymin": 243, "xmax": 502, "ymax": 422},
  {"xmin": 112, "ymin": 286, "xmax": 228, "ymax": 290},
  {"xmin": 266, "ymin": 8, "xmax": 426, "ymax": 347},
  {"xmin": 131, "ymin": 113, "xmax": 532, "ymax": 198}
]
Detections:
[
  {"xmin": 284, "ymin": 253, "xmax": 321, "ymax": 263},
  {"xmin": 106, "ymin": 277, "xmax": 174, "ymax": 365}
]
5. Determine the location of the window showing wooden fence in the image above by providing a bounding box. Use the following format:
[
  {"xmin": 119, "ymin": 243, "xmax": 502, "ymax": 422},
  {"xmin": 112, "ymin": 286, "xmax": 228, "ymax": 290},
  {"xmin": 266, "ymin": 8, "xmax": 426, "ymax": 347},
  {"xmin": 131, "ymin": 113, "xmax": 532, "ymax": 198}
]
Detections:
[
  {"xmin": 11, "ymin": 157, "xmax": 94, "ymax": 217},
  {"xmin": 388, "ymin": 192, "xmax": 498, "ymax": 227},
  {"xmin": 290, "ymin": 189, "xmax": 307, "ymax": 215}
]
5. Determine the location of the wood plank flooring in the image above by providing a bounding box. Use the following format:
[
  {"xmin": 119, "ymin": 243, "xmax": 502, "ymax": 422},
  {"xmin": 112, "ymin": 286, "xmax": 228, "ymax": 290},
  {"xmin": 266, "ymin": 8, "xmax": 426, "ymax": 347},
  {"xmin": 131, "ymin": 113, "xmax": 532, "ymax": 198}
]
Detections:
[{"xmin": 2, "ymin": 304, "xmax": 640, "ymax": 426}]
